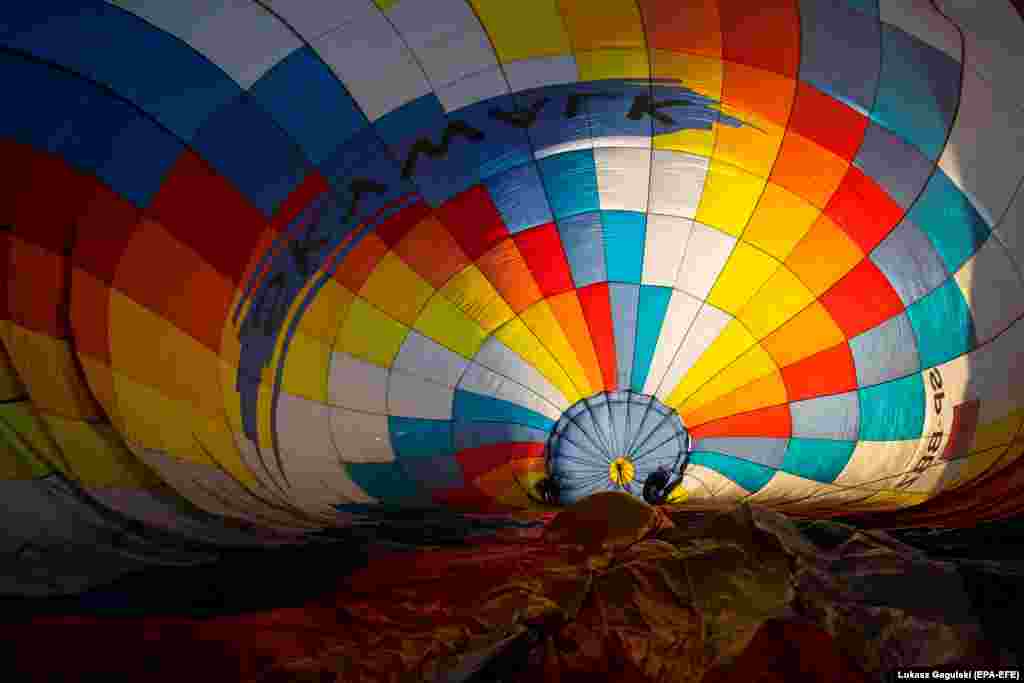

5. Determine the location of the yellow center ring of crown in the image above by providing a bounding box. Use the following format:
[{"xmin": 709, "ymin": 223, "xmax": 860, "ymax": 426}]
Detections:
[{"xmin": 609, "ymin": 457, "xmax": 635, "ymax": 485}]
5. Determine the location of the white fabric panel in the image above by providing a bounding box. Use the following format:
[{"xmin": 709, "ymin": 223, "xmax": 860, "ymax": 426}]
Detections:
[
  {"xmin": 534, "ymin": 138, "xmax": 594, "ymax": 159},
  {"xmin": 994, "ymin": 182, "xmax": 1023, "ymax": 274},
  {"xmin": 747, "ymin": 471, "xmax": 821, "ymax": 506},
  {"xmin": 275, "ymin": 392, "xmax": 375, "ymax": 508},
  {"xmin": 678, "ymin": 464, "xmax": 750, "ymax": 501},
  {"xmin": 393, "ymin": 330, "xmax": 471, "ymax": 388},
  {"xmin": 122, "ymin": 0, "xmax": 303, "ymax": 89},
  {"xmin": 935, "ymin": 1, "xmax": 1024, "ymax": 106},
  {"xmin": 494, "ymin": 376, "xmax": 562, "ymax": 422},
  {"xmin": 263, "ymin": 0, "xmax": 365, "ymax": 41},
  {"xmin": 457, "ymin": 362, "xmax": 505, "ymax": 399},
  {"xmin": 328, "ymin": 406, "xmax": 395, "ymax": 465},
  {"xmin": 642, "ymin": 290, "xmax": 702, "ymax": 395},
  {"xmin": 938, "ymin": 67, "xmax": 1024, "ymax": 230},
  {"xmin": 313, "ymin": 8, "xmax": 431, "ymax": 121},
  {"xmin": 387, "ymin": 370, "xmax": 455, "ymax": 419},
  {"xmin": 642, "ymin": 214, "xmax": 693, "ymax": 286},
  {"xmin": 962, "ymin": 318, "xmax": 1024, "ymax": 425},
  {"xmin": 675, "ymin": 223, "xmax": 737, "ymax": 301},
  {"xmin": 955, "ymin": 237, "xmax": 1024, "ymax": 345},
  {"xmin": 776, "ymin": 483, "xmax": 879, "ymax": 512},
  {"xmin": 437, "ymin": 66, "xmax": 510, "ymax": 113},
  {"xmin": 834, "ymin": 439, "xmax": 922, "ymax": 490},
  {"xmin": 653, "ymin": 303, "xmax": 732, "ymax": 401},
  {"xmin": 473, "ymin": 337, "xmax": 569, "ymax": 410},
  {"xmin": 648, "ymin": 150, "xmax": 709, "ymax": 219},
  {"xmin": 389, "ymin": 0, "xmax": 499, "ymax": 88},
  {"xmin": 503, "ymin": 55, "xmax": 579, "ymax": 91},
  {"xmin": 231, "ymin": 430, "xmax": 297, "ymax": 504},
  {"xmin": 880, "ymin": 0, "xmax": 962, "ymax": 61},
  {"xmin": 327, "ymin": 351, "xmax": 389, "ymax": 412},
  {"xmin": 595, "ymin": 146, "xmax": 651, "ymax": 212}
]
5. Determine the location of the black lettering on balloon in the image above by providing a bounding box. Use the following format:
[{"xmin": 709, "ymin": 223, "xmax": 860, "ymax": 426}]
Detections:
[
  {"xmin": 929, "ymin": 368, "xmax": 943, "ymax": 391},
  {"xmin": 401, "ymin": 121, "xmax": 485, "ymax": 179},
  {"xmin": 489, "ymin": 97, "xmax": 550, "ymax": 128},
  {"xmin": 627, "ymin": 95, "xmax": 699, "ymax": 125},
  {"xmin": 243, "ymin": 272, "xmax": 289, "ymax": 336},
  {"xmin": 345, "ymin": 178, "xmax": 388, "ymax": 222},
  {"xmin": 564, "ymin": 92, "xmax": 617, "ymax": 118}
]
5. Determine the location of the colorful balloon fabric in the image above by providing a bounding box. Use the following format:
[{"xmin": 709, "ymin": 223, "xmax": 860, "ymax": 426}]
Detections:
[{"xmin": 2, "ymin": 0, "xmax": 1024, "ymax": 594}]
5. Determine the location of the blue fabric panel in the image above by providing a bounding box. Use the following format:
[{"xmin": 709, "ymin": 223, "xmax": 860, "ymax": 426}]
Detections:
[
  {"xmin": 609, "ymin": 283, "xmax": 640, "ymax": 392},
  {"xmin": 248, "ymin": 47, "xmax": 366, "ymax": 166},
  {"xmin": 609, "ymin": 396, "xmax": 630, "ymax": 457},
  {"xmin": 632, "ymin": 419, "xmax": 683, "ymax": 462},
  {"xmin": 537, "ymin": 150, "xmax": 600, "ymax": 219},
  {"xmin": 870, "ymin": 217, "xmax": 949, "ymax": 307},
  {"xmin": 400, "ymin": 454, "xmax": 465, "ymax": 492},
  {"xmin": 0, "ymin": 54, "xmax": 182, "ymax": 206},
  {"xmin": 319, "ymin": 127, "xmax": 417, "ymax": 219},
  {"xmin": 2, "ymin": 2, "xmax": 241, "ymax": 141},
  {"xmin": 908, "ymin": 169, "xmax": 992, "ymax": 274},
  {"xmin": 191, "ymin": 93, "xmax": 308, "ymax": 216},
  {"xmin": 484, "ymin": 163, "xmax": 554, "ymax": 233},
  {"xmin": 798, "ymin": 0, "xmax": 881, "ymax": 112},
  {"xmin": 557, "ymin": 211, "xmax": 606, "ymax": 288},
  {"xmin": 854, "ymin": 122, "xmax": 934, "ymax": 209},
  {"xmin": 585, "ymin": 394, "xmax": 619, "ymax": 455},
  {"xmin": 849, "ymin": 312, "xmax": 921, "ymax": 387},
  {"xmin": 781, "ymin": 438, "xmax": 856, "ymax": 483},
  {"xmin": 573, "ymin": 81, "xmax": 652, "ymax": 140},
  {"xmin": 561, "ymin": 417, "xmax": 609, "ymax": 460},
  {"xmin": 345, "ymin": 462, "xmax": 431, "ymax": 505},
  {"xmin": 690, "ymin": 437, "xmax": 789, "ymax": 468},
  {"xmin": 873, "ymin": 24, "xmax": 960, "ymax": 161},
  {"xmin": 452, "ymin": 390, "xmax": 555, "ymax": 432},
  {"xmin": 790, "ymin": 391, "xmax": 860, "ymax": 440},
  {"xmin": 452, "ymin": 421, "xmax": 548, "ymax": 451},
  {"xmin": 519, "ymin": 85, "xmax": 592, "ymax": 153},
  {"xmin": 857, "ymin": 373, "xmax": 926, "ymax": 441},
  {"xmin": 906, "ymin": 278, "xmax": 977, "ymax": 369},
  {"xmin": 388, "ymin": 416, "xmax": 455, "ymax": 458},
  {"xmin": 632, "ymin": 286, "xmax": 673, "ymax": 392},
  {"xmin": 603, "ymin": 210, "xmax": 646, "ymax": 284},
  {"xmin": 687, "ymin": 452, "xmax": 776, "ymax": 493}
]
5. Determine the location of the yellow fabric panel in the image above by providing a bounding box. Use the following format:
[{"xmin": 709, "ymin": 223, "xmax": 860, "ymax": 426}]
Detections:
[
  {"xmin": 111, "ymin": 369, "xmax": 207, "ymax": 462},
  {"xmin": 107, "ymin": 291, "xmax": 224, "ymax": 419},
  {"xmin": 469, "ymin": 0, "xmax": 573, "ymax": 62},
  {"xmin": 650, "ymin": 50, "xmax": 721, "ymax": 156},
  {"xmin": 372, "ymin": 0, "xmax": 399, "ymax": 11},
  {"xmin": 948, "ymin": 444, "xmax": 1009, "ymax": 490},
  {"xmin": 664, "ymin": 318, "xmax": 756, "ymax": 408},
  {"xmin": 683, "ymin": 368, "xmax": 788, "ymax": 428},
  {"xmin": 695, "ymin": 160, "xmax": 767, "ymax": 238},
  {"xmin": 493, "ymin": 317, "xmax": 581, "ymax": 404},
  {"xmin": 785, "ymin": 214, "xmax": 863, "ymax": 297},
  {"xmin": 297, "ymin": 278, "xmax": 355, "ymax": 344},
  {"xmin": 474, "ymin": 458, "xmax": 545, "ymax": 508},
  {"xmin": 0, "ymin": 402, "xmax": 65, "ymax": 478},
  {"xmin": 0, "ymin": 340, "xmax": 25, "ymax": 401},
  {"xmin": 712, "ymin": 116, "xmax": 784, "ymax": 179},
  {"xmin": 413, "ymin": 294, "xmax": 488, "ymax": 359},
  {"xmin": 78, "ymin": 353, "xmax": 123, "ymax": 433},
  {"xmin": 0, "ymin": 323, "xmax": 103, "ymax": 421},
  {"xmin": 256, "ymin": 379, "xmax": 275, "ymax": 454},
  {"xmin": 736, "ymin": 266, "xmax": 815, "ymax": 340},
  {"xmin": 192, "ymin": 412, "xmax": 261, "ymax": 491},
  {"xmin": 557, "ymin": 0, "xmax": 646, "ymax": 51},
  {"xmin": 336, "ymin": 297, "xmax": 410, "ymax": 367},
  {"xmin": 742, "ymin": 183, "xmax": 821, "ymax": 261},
  {"xmin": 440, "ymin": 265, "xmax": 515, "ymax": 333},
  {"xmin": 546, "ymin": 291, "xmax": 603, "ymax": 393},
  {"xmin": 519, "ymin": 299, "xmax": 593, "ymax": 397},
  {"xmin": 706, "ymin": 241, "xmax": 780, "ymax": 315},
  {"xmin": 280, "ymin": 331, "xmax": 331, "ymax": 403},
  {"xmin": 575, "ymin": 48, "xmax": 650, "ymax": 81},
  {"xmin": 358, "ymin": 251, "xmax": 435, "ymax": 327},
  {"xmin": 970, "ymin": 408, "xmax": 1024, "ymax": 454},
  {"xmin": 42, "ymin": 412, "xmax": 162, "ymax": 488},
  {"xmin": 219, "ymin": 357, "xmax": 246, "ymax": 435},
  {"xmin": 679, "ymin": 343, "xmax": 780, "ymax": 415},
  {"xmin": 760, "ymin": 300, "xmax": 846, "ymax": 368}
]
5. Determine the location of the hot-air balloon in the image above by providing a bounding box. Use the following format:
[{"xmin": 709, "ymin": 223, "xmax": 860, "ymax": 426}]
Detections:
[{"xmin": 1, "ymin": 0, "xmax": 1023, "ymax": 679}]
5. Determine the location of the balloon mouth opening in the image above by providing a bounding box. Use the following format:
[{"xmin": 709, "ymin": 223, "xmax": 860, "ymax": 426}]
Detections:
[{"xmin": 544, "ymin": 391, "xmax": 690, "ymax": 505}]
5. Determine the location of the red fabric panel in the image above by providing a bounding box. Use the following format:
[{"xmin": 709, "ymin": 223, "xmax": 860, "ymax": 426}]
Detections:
[
  {"xmin": 577, "ymin": 282, "xmax": 618, "ymax": 391},
  {"xmin": 690, "ymin": 404, "xmax": 792, "ymax": 439},
  {"xmin": 820, "ymin": 258, "xmax": 905, "ymax": 338},
  {"xmin": 788, "ymin": 82, "xmax": 869, "ymax": 161},
  {"xmin": 825, "ymin": 165, "xmax": 906, "ymax": 254},
  {"xmin": 781, "ymin": 342, "xmax": 858, "ymax": 402},
  {"xmin": 435, "ymin": 185, "xmax": 510, "ymax": 260},
  {"xmin": 719, "ymin": 0, "xmax": 800, "ymax": 77},
  {"xmin": 512, "ymin": 223, "xmax": 574, "ymax": 298}
]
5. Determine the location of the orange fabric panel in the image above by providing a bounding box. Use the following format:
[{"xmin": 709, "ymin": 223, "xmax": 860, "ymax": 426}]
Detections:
[
  {"xmin": 392, "ymin": 216, "xmax": 471, "ymax": 289},
  {"xmin": 769, "ymin": 133, "xmax": 850, "ymax": 209},
  {"xmin": 547, "ymin": 290, "xmax": 603, "ymax": 394},
  {"xmin": 475, "ymin": 237, "xmax": 543, "ymax": 314},
  {"xmin": 690, "ymin": 403, "xmax": 792, "ymax": 439}
]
